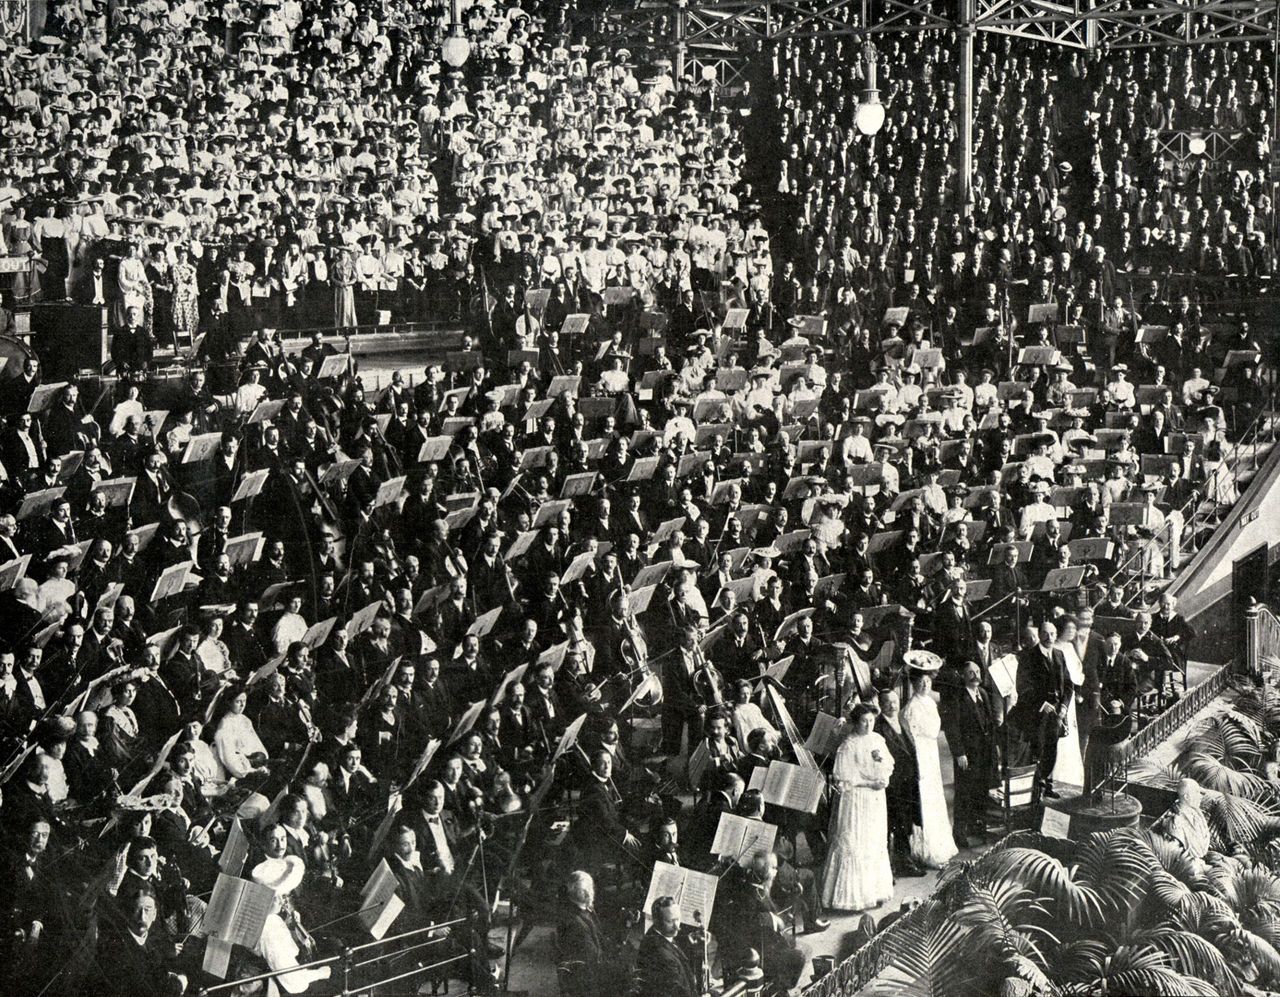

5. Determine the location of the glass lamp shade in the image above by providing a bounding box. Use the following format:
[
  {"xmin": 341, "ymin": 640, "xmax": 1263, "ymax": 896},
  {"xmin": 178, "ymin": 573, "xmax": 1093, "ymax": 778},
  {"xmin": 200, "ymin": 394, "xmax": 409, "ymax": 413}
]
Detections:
[
  {"xmin": 441, "ymin": 34, "xmax": 470, "ymax": 68},
  {"xmin": 855, "ymin": 92, "xmax": 885, "ymax": 136}
]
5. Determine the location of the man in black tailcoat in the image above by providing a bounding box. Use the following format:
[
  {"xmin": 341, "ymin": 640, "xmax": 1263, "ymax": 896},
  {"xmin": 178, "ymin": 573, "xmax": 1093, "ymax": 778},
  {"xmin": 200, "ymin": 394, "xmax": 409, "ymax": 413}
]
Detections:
[
  {"xmin": 943, "ymin": 662, "xmax": 999, "ymax": 845},
  {"xmin": 874, "ymin": 687, "xmax": 924, "ymax": 876}
]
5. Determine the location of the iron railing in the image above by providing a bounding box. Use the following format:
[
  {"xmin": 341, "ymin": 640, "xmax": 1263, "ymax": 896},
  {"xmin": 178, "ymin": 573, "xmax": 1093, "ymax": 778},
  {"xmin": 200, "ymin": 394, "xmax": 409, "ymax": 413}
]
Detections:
[{"xmin": 196, "ymin": 915, "xmax": 472, "ymax": 997}]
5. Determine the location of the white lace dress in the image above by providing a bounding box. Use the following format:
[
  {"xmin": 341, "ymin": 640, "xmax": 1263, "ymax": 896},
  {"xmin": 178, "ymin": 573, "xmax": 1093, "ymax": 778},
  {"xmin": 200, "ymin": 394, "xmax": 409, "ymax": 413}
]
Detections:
[
  {"xmin": 902, "ymin": 692, "xmax": 958, "ymax": 868},
  {"xmin": 822, "ymin": 732, "xmax": 895, "ymax": 911}
]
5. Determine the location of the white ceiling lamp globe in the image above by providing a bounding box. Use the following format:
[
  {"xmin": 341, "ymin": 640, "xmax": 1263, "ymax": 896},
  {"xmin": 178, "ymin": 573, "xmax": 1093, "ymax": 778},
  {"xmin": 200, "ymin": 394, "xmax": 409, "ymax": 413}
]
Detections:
[
  {"xmin": 855, "ymin": 91, "xmax": 885, "ymax": 136},
  {"xmin": 442, "ymin": 33, "xmax": 470, "ymax": 68},
  {"xmin": 1187, "ymin": 135, "xmax": 1207, "ymax": 156},
  {"xmin": 701, "ymin": 63, "xmax": 717, "ymax": 82}
]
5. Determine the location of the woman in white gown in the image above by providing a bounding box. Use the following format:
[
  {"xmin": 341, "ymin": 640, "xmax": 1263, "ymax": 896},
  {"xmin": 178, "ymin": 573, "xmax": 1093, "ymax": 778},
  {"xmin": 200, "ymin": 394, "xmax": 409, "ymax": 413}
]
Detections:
[
  {"xmin": 1052, "ymin": 621, "xmax": 1087, "ymax": 790},
  {"xmin": 822, "ymin": 704, "xmax": 895, "ymax": 912},
  {"xmin": 211, "ymin": 686, "xmax": 270, "ymax": 780},
  {"xmin": 902, "ymin": 668, "xmax": 958, "ymax": 868}
]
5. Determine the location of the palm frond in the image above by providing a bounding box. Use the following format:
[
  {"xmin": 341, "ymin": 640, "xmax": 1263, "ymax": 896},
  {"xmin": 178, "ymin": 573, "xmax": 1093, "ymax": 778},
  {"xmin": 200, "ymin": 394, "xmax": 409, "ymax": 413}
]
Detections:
[
  {"xmin": 1143, "ymin": 830, "xmax": 1209, "ymax": 890},
  {"xmin": 1212, "ymin": 863, "xmax": 1280, "ymax": 916},
  {"xmin": 1220, "ymin": 923, "xmax": 1280, "ymax": 983},
  {"xmin": 1229, "ymin": 689, "xmax": 1280, "ymax": 732},
  {"xmin": 1179, "ymin": 714, "xmax": 1265, "ymax": 771},
  {"xmin": 972, "ymin": 847, "xmax": 1106, "ymax": 927},
  {"xmin": 1131, "ymin": 926, "xmax": 1245, "ymax": 997},
  {"xmin": 1074, "ymin": 830, "xmax": 1159, "ymax": 919},
  {"xmin": 1203, "ymin": 792, "xmax": 1280, "ymax": 850},
  {"xmin": 1177, "ymin": 750, "xmax": 1275, "ymax": 798},
  {"xmin": 955, "ymin": 878, "xmax": 1057, "ymax": 958},
  {"xmin": 869, "ymin": 904, "xmax": 988, "ymax": 997}
]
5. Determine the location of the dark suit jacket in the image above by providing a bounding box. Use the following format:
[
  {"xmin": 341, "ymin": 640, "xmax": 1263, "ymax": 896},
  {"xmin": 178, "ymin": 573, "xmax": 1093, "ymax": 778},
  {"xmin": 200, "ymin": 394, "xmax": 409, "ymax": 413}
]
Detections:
[
  {"xmin": 943, "ymin": 687, "xmax": 998, "ymax": 775},
  {"xmin": 930, "ymin": 598, "xmax": 974, "ymax": 664},
  {"xmin": 571, "ymin": 776, "xmax": 628, "ymax": 866},
  {"xmin": 874, "ymin": 715, "xmax": 921, "ymax": 827},
  {"xmin": 556, "ymin": 905, "xmax": 606, "ymax": 997},
  {"xmin": 1011, "ymin": 643, "xmax": 1071, "ymax": 735},
  {"xmin": 1, "ymin": 426, "xmax": 45, "ymax": 477},
  {"xmin": 635, "ymin": 928, "xmax": 700, "ymax": 997}
]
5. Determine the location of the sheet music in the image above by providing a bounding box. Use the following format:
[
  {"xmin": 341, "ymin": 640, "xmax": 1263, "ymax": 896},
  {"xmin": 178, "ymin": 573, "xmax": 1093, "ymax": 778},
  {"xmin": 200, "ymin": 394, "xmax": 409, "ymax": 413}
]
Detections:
[
  {"xmin": 711, "ymin": 812, "xmax": 778, "ymax": 866},
  {"xmin": 553, "ymin": 713, "xmax": 588, "ymax": 761},
  {"xmin": 643, "ymin": 861, "xmax": 718, "ymax": 927},
  {"xmin": 367, "ymin": 894, "xmax": 404, "ymax": 939},
  {"xmin": 204, "ymin": 873, "xmax": 274, "ymax": 947},
  {"xmin": 747, "ymin": 765, "xmax": 767, "ymax": 792},
  {"xmin": 219, "ymin": 817, "xmax": 249, "ymax": 876},
  {"xmin": 989, "ymin": 653, "xmax": 1019, "ymax": 699},
  {"xmin": 202, "ymin": 935, "xmax": 234, "ymax": 978},
  {"xmin": 358, "ymin": 859, "xmax": 405, "ymax": 937},
  {"xmin": 761, "ymin": 760, "xmax": 825, "ymax": 814},
  {"xmin": 805, "ymin": 712, "xmax": 844, "ymax": 757},
  {"xmin": 677, "ymin": 868, "xmax": 718, "ymax": 926}
]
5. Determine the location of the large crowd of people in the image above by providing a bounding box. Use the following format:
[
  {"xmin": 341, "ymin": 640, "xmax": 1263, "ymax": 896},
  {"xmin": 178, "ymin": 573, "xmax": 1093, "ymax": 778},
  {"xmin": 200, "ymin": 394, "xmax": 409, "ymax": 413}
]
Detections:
[{"xmin": 0, "ymin": 0, "xmax": 1270, "ymax": 994}]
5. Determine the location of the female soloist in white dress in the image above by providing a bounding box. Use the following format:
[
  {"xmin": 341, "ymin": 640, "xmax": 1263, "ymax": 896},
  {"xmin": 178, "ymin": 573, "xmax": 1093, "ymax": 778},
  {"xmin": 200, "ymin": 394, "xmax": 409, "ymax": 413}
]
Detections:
[
  {"xmin": 822, "ymin": 704, "xmax": 895, "ymax": 912},
  {"xmin": 902, "ymin": 669, "xmax": 958, "ymax": 868},
  {"xmin": 1052, "ymin": 623, "xmax": 1087, "ymax": 790}
]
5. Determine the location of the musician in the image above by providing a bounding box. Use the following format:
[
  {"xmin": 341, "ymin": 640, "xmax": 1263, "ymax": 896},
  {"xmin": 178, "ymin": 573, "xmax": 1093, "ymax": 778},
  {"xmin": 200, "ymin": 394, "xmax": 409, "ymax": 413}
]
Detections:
[
  {"xmin": 709, "ymin": 610, "xmax": 765, "ymax": 685},
  {"xmin": 556, "ymin": 645, "xmax": 604, "ymax": 717},
  {"xmin": 696, "ymin": 711, "xmax": 743, "ymax": 791},
  {"xmin": 783, "ymin": 613, "xmax": 821, "ymax": 692},
  {"xmin": 373, "ymin": 665, "xmax": 430, "ymax": 754},
  {"xmin": 643, "ymin": 816, "xmax": 684, "ymax": 869},
  {"xmin": 130, "ymin": 450, "xmax": 176, "ymax": 527},
  {"xmin": 931, "ymin": 578, "xmax": 975, "ymax": 670},
  {"xmin": 444, "ymin": 633, "xmax": 495, "ymax": 707},
  {"xmin": 569, "ymin": 749, "xmax": 639, "ymax": 880},
  {"xmin": 24, "ymin": 496, "xmax": 77, "ymax": 559},
  {"xmin": 526, "ymin": 571, "xmax": 571, "ymax": 643},
  {"xmin": 329, "ymin": 741, "xmax": 378, "ymax": 831},
  {"xmin": 716, "ymin": 852, "xmax": 806, "ymax": 990},
  {"xmin": 662, "ymin": 625, "xmax": 720, "ymax": 755},
  {"xmin": 93, "ymin": 883, "xmax": 186, "ymax": 997},
  {"xmin": 556, "ymin": 872, "xmax": 619, "ymax": 997},
  {"xmin": 635, "ymin": 895, "xmax": 705, "ymax": 997},
  {"xmin": 469, "ymin": 530, "xmax": 517, "ymax": 614},
  {"xmin": 527, "ymin": 661, "xmax": 567, "ymax": 740}
]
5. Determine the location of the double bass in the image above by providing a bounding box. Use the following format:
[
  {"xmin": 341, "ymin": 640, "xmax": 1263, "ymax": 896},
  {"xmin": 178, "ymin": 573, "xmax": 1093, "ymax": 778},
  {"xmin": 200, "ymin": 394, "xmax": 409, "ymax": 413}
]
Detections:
[{"xmin": 618, "ymin": 605, "xmax": 663, "ymax": 710}]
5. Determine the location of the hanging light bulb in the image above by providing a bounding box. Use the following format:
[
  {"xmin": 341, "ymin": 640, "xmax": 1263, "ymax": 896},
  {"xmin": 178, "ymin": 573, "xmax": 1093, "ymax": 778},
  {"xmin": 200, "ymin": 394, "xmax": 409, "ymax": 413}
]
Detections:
[
  {"xmin": 441, "ymin": 27, "xmax": 470, "ymax": 68},
  {"xmin": 855, "ymin": 40, "xmax": 885, "ymax": 137},
  {"xmin": 441, "ymin": 0, "xmax": 470, "ymax": 68}
]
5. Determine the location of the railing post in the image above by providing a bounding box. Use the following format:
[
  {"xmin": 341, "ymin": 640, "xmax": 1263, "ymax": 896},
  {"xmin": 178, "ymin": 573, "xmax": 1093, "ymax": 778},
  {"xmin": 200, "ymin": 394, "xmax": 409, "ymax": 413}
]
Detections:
[
  {"xmin": 342, "ymin": 947, "xmax": 352, "ymax": 997},
  {"xmin": 1245, "ymin": 597, "xmax": 1263, "ymax": 681}
]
